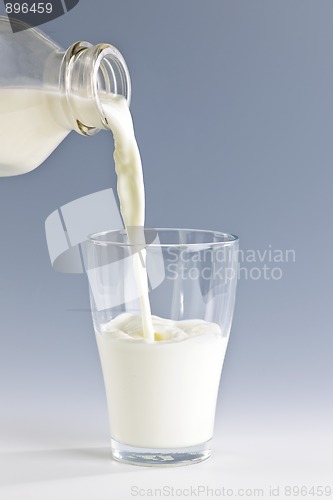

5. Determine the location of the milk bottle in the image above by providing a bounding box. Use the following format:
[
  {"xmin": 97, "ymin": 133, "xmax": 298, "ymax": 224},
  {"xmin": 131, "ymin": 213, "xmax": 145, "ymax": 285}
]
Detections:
[{"xmin": 0, "ymin": 16, "xmax": 130, "ymax": 175}]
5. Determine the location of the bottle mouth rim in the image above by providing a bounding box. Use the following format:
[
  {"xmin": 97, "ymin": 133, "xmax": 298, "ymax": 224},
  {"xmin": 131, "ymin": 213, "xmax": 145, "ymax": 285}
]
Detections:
[
  {"xmin": 90, "ymin": 43, "xmax": 132, "ymax": 130},
  {"xmin": 62, "ymin": 41, "xmax": 131, "ymax": 135}
]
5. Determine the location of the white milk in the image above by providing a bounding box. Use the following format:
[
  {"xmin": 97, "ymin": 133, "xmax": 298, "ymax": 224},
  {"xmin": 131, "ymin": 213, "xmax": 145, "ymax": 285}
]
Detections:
[
  {"xmin": 100, "ymin": 95, "xmax": 154, "ymax": 341},
  {"xmin": 96, "ymin": 313, "xmax": 227, "ymax": 448},
  {"xmin": 94, "ymin": 95, "xmax": 227, "ymax": 448},
  {"xmin": 0, "ymin": 89, "xmax": 70, "ymax": 176},
  {"xmin": 1, "ymin": 88, "xmax": 226, "ymax": 448}
]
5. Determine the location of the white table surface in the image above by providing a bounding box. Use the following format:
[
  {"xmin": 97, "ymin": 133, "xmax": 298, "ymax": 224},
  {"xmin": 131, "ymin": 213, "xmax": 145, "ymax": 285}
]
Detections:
[{"xmin": 1, "ymin": 414, "xmax": 332, "ymax": 500}]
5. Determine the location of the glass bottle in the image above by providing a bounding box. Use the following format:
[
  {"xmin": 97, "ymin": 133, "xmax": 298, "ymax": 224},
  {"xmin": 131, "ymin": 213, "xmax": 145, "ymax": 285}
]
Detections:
[{"xmin": 0, "ymin": 16, "xmax": 131, "ymax": 176}]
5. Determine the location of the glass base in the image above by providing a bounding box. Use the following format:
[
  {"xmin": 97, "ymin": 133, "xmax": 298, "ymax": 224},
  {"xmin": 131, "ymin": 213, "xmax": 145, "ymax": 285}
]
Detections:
[{"xmin": 111, "ymin": 438, "xmax": 212, "ymax": 467}]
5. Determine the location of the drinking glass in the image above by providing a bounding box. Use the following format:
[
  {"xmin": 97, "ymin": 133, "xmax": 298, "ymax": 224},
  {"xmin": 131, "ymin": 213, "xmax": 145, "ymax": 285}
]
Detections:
[{"xmin": 86, "ymin": 228, "xmax": 238, "ymax": 466}]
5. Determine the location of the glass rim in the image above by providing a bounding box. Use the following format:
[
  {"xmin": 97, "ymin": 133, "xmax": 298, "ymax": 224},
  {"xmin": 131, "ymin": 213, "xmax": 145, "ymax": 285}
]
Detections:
[{"xmin": 88, "ymin": 227, "xmax": 239, "ymax": 249}]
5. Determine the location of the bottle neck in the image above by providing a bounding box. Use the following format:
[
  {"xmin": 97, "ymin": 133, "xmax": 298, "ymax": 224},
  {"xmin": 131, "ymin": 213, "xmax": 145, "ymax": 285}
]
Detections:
[{"xmin": 51, "ymin": 42, "xmax": 131, "ymax": 136}]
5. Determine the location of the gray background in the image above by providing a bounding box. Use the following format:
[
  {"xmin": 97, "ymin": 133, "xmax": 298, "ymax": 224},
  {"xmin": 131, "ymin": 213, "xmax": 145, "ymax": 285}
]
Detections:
[{"xmin": 0, "ymin": 0, "xmax": 332, "ymax": 495}]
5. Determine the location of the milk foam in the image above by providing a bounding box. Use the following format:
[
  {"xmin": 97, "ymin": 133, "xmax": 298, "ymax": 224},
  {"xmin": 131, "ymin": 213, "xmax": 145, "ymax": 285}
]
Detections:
[{"xmin": 101, "ymin": 312, "xmax": 222, "ymax": 342}]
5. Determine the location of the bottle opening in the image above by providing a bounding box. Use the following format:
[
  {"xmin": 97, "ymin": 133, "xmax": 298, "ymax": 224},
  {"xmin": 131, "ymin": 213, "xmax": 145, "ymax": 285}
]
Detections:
[
  {"xmin": 61, "ymin": 42, "xmax": 131, "ymax": 135},
  {"xmin": 92, "ymin": 44, "xmax": 131, "ymax": 131}
]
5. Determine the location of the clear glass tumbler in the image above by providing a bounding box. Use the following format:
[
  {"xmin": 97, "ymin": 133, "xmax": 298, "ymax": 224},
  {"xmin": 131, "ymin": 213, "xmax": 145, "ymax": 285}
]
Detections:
[{"xmin": 86, "ymin": 228, "xmax": 238, "ymax": 466}]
